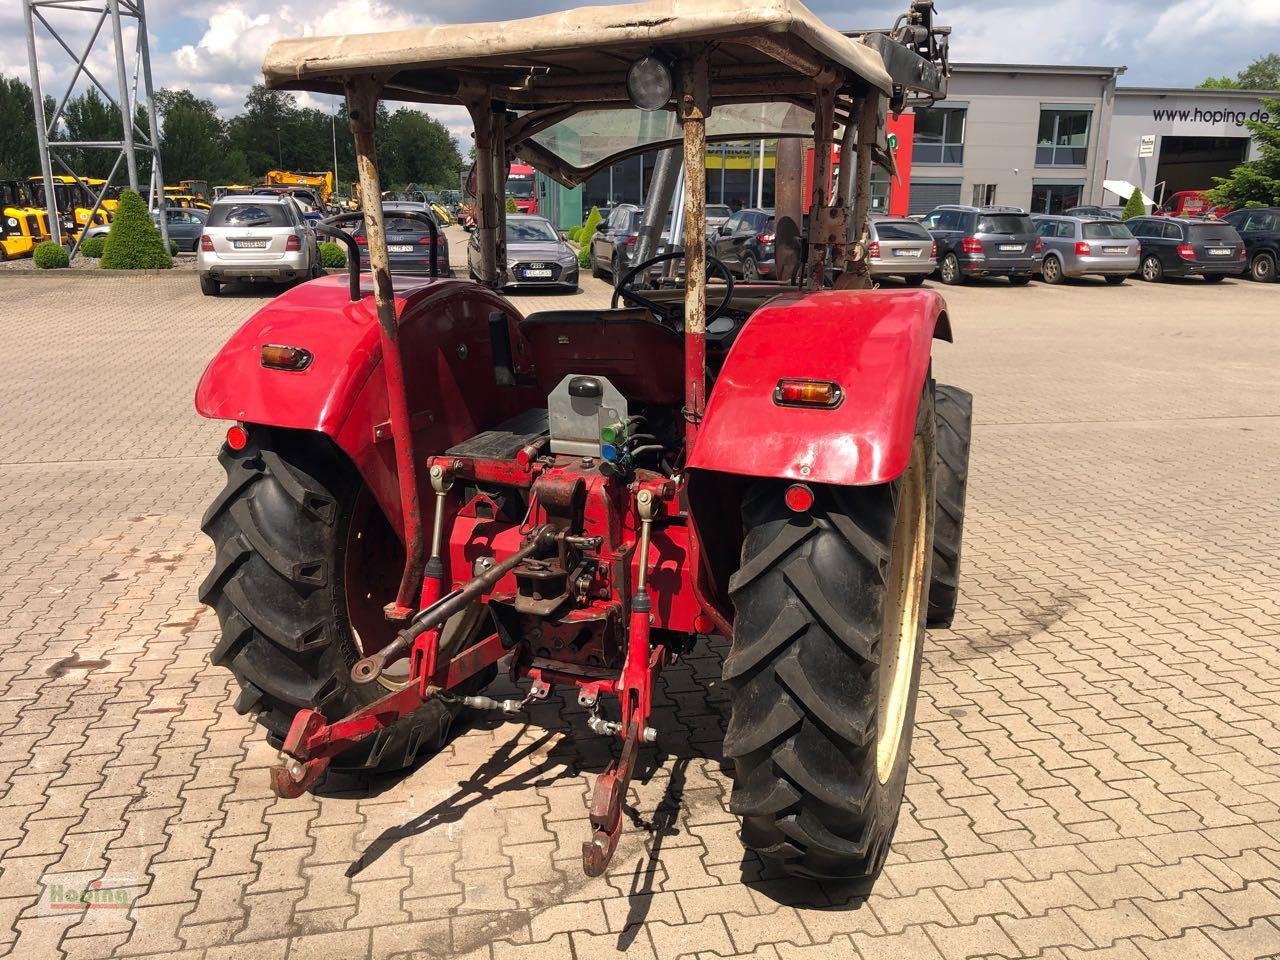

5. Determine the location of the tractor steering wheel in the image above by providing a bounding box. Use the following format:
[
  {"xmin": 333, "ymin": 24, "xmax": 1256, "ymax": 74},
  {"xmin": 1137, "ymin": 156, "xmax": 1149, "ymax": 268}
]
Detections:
[{"xmin": 611, "ymin": 250, "xmax": 735, "ymax": 327}]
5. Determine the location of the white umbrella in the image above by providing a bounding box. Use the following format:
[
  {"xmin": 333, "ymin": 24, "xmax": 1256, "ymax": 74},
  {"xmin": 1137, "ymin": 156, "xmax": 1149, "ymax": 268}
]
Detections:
[{"xmin": 1103, "ymin": 179, "xmax": 1155, "ymax": 206}]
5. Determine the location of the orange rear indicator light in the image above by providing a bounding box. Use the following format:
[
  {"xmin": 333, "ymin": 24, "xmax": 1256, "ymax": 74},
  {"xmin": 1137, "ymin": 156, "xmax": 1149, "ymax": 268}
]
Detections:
[
  {"xmin": 260, "ymin": 344, "xmax": 313, "ymax": 371},
  {"xmin": 774, "ymin": 378, "xmax": 843, "ymax": 408}
]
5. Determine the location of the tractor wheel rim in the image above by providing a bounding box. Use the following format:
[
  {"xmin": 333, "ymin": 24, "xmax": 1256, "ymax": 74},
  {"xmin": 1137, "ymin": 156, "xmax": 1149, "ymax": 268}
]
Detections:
[
  {"xmin": 876, "ymin": 436, "xmax": 929, "ymax": 784},
  {"xmin": 344, "ymin": 486, "xmax": 411, "ymax": 690}
]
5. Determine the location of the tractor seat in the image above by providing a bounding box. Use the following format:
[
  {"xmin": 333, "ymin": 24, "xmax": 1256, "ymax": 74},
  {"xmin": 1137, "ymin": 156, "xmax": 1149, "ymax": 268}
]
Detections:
[{"xmin": 518, "ymin": 309, "xmax": 684, "ymax": 407}]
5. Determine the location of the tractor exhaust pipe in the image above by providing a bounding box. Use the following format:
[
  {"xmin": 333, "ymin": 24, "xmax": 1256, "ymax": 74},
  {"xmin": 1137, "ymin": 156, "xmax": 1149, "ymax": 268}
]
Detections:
[{"xmin": 351, "ymin": 525, "xmax": 558, "ymax": 684}]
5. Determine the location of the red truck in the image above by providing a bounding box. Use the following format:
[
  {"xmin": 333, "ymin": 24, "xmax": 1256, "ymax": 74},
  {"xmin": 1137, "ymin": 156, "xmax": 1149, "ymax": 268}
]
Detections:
[
  {"xmin": 506, "ymin": 162, "xmax": 537, "ymax": 214},
  {"xmin": 1154, "ymin": 190, "xmax": 1232, "ymax": 219}
]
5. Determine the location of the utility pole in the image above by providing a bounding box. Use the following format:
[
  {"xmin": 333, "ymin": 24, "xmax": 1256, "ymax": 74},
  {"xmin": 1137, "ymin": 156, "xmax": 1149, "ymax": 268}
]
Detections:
[{"xmin": 24, "ymin": 0, "xmax": 168, "ymax": 256}]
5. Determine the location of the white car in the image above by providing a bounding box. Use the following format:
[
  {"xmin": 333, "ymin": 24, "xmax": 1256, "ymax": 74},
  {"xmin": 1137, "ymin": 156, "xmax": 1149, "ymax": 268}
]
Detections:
[{"xmin": 197, "ymin": 194, "xmax": 320, "ymax": 296}]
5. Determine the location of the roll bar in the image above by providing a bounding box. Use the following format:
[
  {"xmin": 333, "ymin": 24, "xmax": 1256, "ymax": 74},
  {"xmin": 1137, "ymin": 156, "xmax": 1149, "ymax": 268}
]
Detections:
[{"xmin": 318, "ymin": 209, "xmax": 441, "ymax": 303}]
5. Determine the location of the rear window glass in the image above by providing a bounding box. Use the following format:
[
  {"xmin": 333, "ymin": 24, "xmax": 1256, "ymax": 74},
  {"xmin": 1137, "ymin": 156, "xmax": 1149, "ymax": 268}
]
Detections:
[
  {"xmin": 385, "ymin": 217, "xmax": 435, "ymax": 232},
  {"xmin": 977, "ymin": 215, "xmax": 1033, "ymax": 234},
  {"xmin": 208, "ymin": 203, "xmax": 289, "ymax": 228},
  {"xmin": 1187, "ymin": 224, "xmax": 1242, "ymax": 243},
  {"xmin": 874, "ymin": 221, "xmax": 931, "ymax": 241},
  {"xmin": 1082, "ymin": 222, "xmax": 1133, "ymax": 240}
]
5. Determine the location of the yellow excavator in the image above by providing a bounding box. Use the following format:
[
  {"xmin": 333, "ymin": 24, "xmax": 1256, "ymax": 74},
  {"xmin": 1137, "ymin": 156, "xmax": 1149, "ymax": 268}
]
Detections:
[
  {"xmin": 1, "ymin": 180, "xmax": 52, "ymax": 259},
  {"xmin": 163, "ymin": 186, "xmax": 212, "ymax": 210},
  {"xmin": 264, "ymin": 170, "xmax": 335, "ymax": 206}
]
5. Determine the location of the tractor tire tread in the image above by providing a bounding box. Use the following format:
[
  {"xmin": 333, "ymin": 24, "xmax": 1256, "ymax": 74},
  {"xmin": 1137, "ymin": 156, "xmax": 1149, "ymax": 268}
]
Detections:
[{"xmin": 928, "ymin": 384, "xmax": 972, "ymax": 628}]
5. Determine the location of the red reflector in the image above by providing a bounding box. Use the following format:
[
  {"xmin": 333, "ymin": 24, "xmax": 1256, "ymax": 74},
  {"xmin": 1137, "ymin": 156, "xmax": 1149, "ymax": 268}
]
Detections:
[
  {"xmin": 1075, "ymin": 241, "xmax": 1091, "ymax": 256},
  {"xmin": 285, "ymin": 234, "xmax": 301, "ymax": 251},
  {"xmin": 200, "ymin": 234, "xmax": 213, "ymax": 252},
  {"xmin": 693, "ymin": 613, "xmax": 715, "ymax": 634},
  {"xmin": 226, "ymin": 425, "xmax": 249, "ymax": 451},
  {"xmin": 960, "ymin": 236, "xmax": 983, "ymax": 253},
  {"xmin": 774, "ymin": 379, "xmax": 842, "ymax": 408},
  {"xmin": 1238, "ymin": 246, "xmax": 1247, "ymax": 260},
  {"xmin": 930, "ymin": 240, "xmax": 937, "ymax": 257},
  {"xmin": 261, "ymin": 344, "xmax": 314, "ymax": 371},
  {"xmin": 784, "ymin": 483, "xmax": 815, "ymax": 513}
]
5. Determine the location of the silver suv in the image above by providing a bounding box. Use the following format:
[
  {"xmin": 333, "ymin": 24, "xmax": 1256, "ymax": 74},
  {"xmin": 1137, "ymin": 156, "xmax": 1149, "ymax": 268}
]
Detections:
[
  {"xmin": 198, "ymin": 194, "xmax": 320, "ymax": 296},
  {"xmin": 1032, "ymin": 215, "xmax": 1139, "ymax": 284}
]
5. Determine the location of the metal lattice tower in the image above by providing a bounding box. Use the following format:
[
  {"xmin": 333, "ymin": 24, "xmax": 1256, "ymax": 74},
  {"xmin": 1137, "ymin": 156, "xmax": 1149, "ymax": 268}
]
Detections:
[{"xmin": 23, "ymin": 0, "xmax": 168, "ymax": 254}]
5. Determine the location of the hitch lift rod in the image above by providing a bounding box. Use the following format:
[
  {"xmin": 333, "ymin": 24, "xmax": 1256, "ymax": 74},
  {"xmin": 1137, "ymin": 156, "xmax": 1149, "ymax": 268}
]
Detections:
[{"xmin": 351, "ymin": 525, "xmax": 557, "ymax": 684}]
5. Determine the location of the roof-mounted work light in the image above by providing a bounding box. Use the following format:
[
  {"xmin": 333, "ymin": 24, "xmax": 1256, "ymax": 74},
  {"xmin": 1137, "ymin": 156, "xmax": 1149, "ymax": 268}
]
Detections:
[{"xmin": 626, "ymin": 55, "xmax": 673, "ymax": 111}]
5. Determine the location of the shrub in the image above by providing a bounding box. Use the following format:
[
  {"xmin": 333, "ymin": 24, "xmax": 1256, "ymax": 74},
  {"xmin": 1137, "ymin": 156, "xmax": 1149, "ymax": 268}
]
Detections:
[
  {"xmin": 79, "ymin": 235, "xmax": 106, "ymax": 258},
  {"xmin": 100, "ymin": 189, "xmax": 173, "ymax": 270},
  {"xmin": 1121, "ymin": 187, "xmax": 1146, "ymax": 220},
  {"xmin": 567, "ymin": 226, "xmax": 580, "ymax": 243},
  {"xmin": 505, "ymin": 197, "xmax": 518, "ymax": 214},
  {"xmin": 168, "ymin": 240, "xmax": 179, "ymax": 256},
  {"xmin": 34, "ymin": 242, "xmax": 69, "ymax": 269},
  {"xmin": 319, "ymin": 242, "xmax": 347, "ymax": 269},
  {"xmin": 578, "ymin": 242, "xmax": 592, "ymax": 268}
]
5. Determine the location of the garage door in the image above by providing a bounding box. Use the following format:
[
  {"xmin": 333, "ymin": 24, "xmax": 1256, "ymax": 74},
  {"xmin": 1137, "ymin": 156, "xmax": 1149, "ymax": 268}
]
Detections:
[{"xmin": 909, "ymin": 180, "xmax": 962, "ymax": 216}]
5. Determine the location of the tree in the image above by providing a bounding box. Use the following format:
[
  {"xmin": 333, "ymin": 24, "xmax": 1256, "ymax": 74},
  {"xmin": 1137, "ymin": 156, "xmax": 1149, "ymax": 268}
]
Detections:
[
  {"xmin": 157, "ymin": 88, "xmax": 247, "ymax": 184},
  {"xmin": 101, "ymin": 189, "xmax": 171, "ymax": 269},
  {"xmin": 1121, "ymin": 187, "xmax": 1146, "ymax": 220},
  {"xmin": 0, "ymin": 75, "xmax": 42, "ymax": 179},
  {"xmin": 1206, "ymin": 97, "xmax": 1280, "ymax": 208},
  {"xmin": 1199, "ymin": 53, "xmax": 1280, "ymax": 90},
  {"xmin": 63, "ymin": 87, "xmax": 124, "ymax": 178},
  {"xmin": 379, "ymin": 108, "xmax": 463, "ymax": 190}
]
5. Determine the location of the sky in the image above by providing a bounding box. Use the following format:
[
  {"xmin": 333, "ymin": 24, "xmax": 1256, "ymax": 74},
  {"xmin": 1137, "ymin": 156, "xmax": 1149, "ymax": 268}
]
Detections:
[{"xmin": 4, "ymin": 0, "xmax": 1279, "ymax": 147}]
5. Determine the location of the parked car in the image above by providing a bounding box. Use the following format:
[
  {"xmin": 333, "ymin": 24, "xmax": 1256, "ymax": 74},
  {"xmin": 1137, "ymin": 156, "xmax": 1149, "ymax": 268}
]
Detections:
[
  {"xmin": 352, "ymin": 202, "xmax": 450, "ymax": 277},
  {"xmin": 920, "ymin": 205, "xmax": 1042, "ymax": 285},
  {"xmin": 83, "ymin": 207, "xmax": 209, "ymax": 253},
  {"xmin": 589, "ymin": 203, "xmax": 676, "ymax": 280},
  {"xmin": 1126, "ymin": 217, "xmax": 1247, "ymax": 282},
  {"xmin": 1031, "ymin": 215, "xmax": 1139, "ymax": 284},
  {"xmin": 470, "ymin": 214, "xmax": 579, "ymax": 290},
  {"xmin": 705, "ymin": 203, "xmax": 732, "ymax": 241},
  {"xmin": 1065, "ymin": 204, "xmax": 1124, "ymax": 220},
  {"xmin": 1221, "ymin": 207, "xmax": 1280, "ymax": 283},
  {"xmin": 867, "ymin": 215, "xmax": 935, "ymax": 285},
  {"xmin": 709, "ymin": 207, "xmax": 776, "ymax": 279},
  {"xmin": 197, "ymin": 194, "xmax": 320, "ymax": 296}
]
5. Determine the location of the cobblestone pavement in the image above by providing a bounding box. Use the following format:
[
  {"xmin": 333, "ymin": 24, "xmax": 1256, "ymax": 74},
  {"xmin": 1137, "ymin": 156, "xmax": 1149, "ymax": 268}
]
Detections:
[{"xmin": 1, "ymin": 244, "xmax": 1278, "ymax": 959}]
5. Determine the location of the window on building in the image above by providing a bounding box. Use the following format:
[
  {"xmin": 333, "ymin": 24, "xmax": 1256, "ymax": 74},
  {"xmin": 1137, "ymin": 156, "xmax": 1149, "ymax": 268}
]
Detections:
[
  {"xmin": 914, "ymin": 107, "xmax": 966, "ymax": 164},
  {"xmin": 971, "ymin": 183, "xmax": 997, "ymax": 206},
  {"xmin": 1037, "ymin": 109, "xmax": 1091, "ymax": 166},
  {"xmin": 1030, "ymin": 182, "xmax": 1085, "ymax": 214}
]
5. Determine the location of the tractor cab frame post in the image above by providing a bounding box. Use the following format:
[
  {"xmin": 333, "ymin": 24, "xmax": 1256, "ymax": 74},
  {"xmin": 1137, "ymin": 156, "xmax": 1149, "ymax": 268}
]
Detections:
[{"xmin": 345, "ymin": 75, "xmax": 425, "ymax": 621}]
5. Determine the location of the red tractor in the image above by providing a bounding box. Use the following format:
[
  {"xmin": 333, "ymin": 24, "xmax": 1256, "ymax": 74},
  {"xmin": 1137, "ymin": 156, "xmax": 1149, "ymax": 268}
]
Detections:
[{"xmin": 196, "ymin": 0, "xmax": 971, "ymax": 882}]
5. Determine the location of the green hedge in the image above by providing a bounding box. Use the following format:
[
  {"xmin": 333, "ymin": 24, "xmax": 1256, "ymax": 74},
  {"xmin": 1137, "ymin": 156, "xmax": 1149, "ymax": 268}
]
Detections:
[
  {"xmin": 319, "ymin": 241, "xmax": 347, "ymax": 268},
  {"xmin": 1121, "ymin": 188, "xmax": 1146, "ymax": 220},
  {"xmin": 79, "ymin": 235, "xmax": 106, "ymax": 258},
  {"xmin": 34, "ymin": 242, "xmax": 69, "ymax": 269},
  {"xmin": 101, "ymin": 189, "xmax": 173, "ymax": 270}
]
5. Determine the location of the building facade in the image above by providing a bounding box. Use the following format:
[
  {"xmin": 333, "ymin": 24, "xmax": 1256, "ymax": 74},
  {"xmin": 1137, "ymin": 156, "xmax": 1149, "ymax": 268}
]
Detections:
[{"xmin": 909, "ymin": 64, "xmax": 1277, "ymax": 215}]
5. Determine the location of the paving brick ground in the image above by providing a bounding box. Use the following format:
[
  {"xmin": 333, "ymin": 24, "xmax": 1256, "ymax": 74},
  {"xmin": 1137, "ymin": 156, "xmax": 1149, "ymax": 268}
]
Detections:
[{"xmin": 1, "ymin": 236, "xmax": 1278, "ymax": 959}]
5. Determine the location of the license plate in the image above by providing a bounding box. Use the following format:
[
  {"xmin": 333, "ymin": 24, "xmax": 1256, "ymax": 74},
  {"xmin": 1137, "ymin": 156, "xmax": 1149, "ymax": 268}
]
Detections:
[
  {"xmin": 1208, "ymin": 248, "xmax": 1231, "ymax": 256},
  {"xmin": 1103, "ymin": 246, "xmax": 1127, "ymax": 254},
  {"xmin": 998, "ymin": 244, "xmax": 1023, "ymax": 252},
  {"xmin": 388, "ymin": 245, "xmax": 413, "ymax": 253},
  {"xmin": 893, "ymin": 248, "xmax": 922, "ymax": 258},
  {"xmin": 233, "ymin": 239, "xmax": 268, "ymax": 249},
  {"xmin": 523, "ymin": 269, "xmax": 553, "ymax": 278}
]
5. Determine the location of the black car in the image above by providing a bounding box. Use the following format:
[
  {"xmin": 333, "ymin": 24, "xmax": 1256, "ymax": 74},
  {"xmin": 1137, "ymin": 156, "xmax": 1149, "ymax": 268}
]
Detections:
[
  {"xmin": 589, "ymin": 203, "xmax": 674, "ymax": 280},
  {"xmin": 1126, "ymin": 217, "xmax": 1247, "ymax": 283},
  {"xmin": 920, "ymin": 205, "xmax": 1042, "ymax": 285},
  {"xmin": 1221, "ymin": 207, "xmax": 1280, "ymax": 283},
  {"xmin": 709, "ymin": 207, "xmax": 776, "ymax": 279},
  {"xmin": 353, "ymin": 202, "xmax": 450, "ymax": 276}
]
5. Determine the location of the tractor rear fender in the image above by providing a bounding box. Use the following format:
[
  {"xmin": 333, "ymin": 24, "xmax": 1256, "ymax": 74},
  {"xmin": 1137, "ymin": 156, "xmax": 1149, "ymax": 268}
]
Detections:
[
  {"xmin": 685, "ymin": 288, "xmax": 951, "ymax": 627},
  {"xmin": 194, "ymin": 275, "xmax": 540, "ymax": 527},
  {"xmin": 688, "ymin": 288, "xmax": 951, "ymax": 487}
]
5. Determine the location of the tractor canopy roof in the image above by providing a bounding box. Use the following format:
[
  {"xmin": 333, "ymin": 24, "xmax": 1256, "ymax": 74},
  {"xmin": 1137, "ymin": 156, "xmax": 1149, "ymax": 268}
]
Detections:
[{"xmin": 262, "ymin": 0, "xmax": 942, "ymax": 184}]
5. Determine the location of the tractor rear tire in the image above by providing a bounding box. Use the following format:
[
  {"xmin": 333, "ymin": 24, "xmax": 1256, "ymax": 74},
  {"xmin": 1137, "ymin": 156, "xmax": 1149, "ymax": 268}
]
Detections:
[
  {"xmin": 927, "ymin": 385, "xmax": 972, "ymax": 628},
  {"xmin": 199, "ymin": 428, "xmax": 460, "ymax": 776},
  {"xmin": 724, "ymin": 386, "xmax": 937, "ymax": 880}
]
